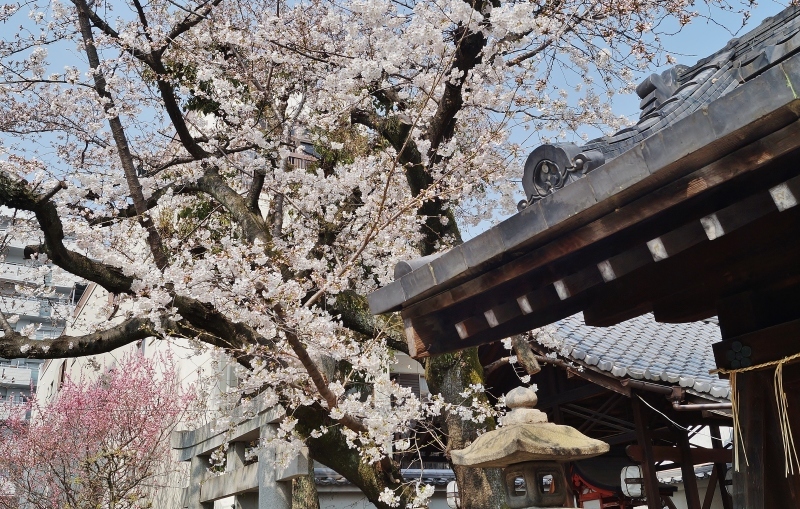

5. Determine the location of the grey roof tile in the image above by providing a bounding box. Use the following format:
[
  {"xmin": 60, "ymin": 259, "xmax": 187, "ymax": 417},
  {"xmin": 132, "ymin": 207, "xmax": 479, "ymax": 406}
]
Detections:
[
  {"xmin": 522, "ymin": 4, "xmax": 800, "ymax": 207},
  {"xmin": 536, "ymin": 313, "xmax": 728, "ymax": 399},
  {"xmin": 628, "ymin": 367, "xmax": 646, "ymax": 379}
]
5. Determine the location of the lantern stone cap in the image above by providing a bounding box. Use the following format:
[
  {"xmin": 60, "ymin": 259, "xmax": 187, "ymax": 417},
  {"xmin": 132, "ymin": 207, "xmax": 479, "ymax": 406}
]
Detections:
[
  {"xmin": 506, "ymin": 386, "xmax": 539, "ymax": 408},
  {"xmin": 451, "ymin": 386, "xmax": 609, "ymax": 468},
  {"xmin": 450, "ymin": 422, "xmax": 609, "ymax": 468},
  {"xmin": 500, "ymin": 386, "xmax": 548, "ymax": 426}
]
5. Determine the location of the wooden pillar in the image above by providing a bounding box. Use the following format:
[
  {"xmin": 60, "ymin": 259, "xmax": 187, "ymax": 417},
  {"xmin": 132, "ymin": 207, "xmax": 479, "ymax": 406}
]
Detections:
[
  {"xmin": 710, "ymin": 425, "xmax": 733, "ymax": 509},
  {"xmin": 701, "ymin": 467, "xmax": 720, "ymax": 509},
  {"xmin": 631, "ymin": 395, "xmax": 663, "ymax": 509},
  {"xmin": 731, "ymin": 370, "xmax": 765, "ymax": 509},
  {"xmin": 676, "ymin": 428, "xmax": 702, "ymax": 509},
  {"xmin": 717, "ymin": 293, "xmax": 770, "ymax": 509}
]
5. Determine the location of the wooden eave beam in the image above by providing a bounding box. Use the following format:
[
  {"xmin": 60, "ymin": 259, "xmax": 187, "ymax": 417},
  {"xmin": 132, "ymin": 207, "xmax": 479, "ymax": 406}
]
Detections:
[
  {"xmin": 537, "ymin": 383, "xmax": 609, "ymax": 409},
  {"xmin": 403, "ymin": 121, "xmax": 800, "ymax": 358},
  {"xmin": 405, "ymin": 119, "xmax": 800, "ymax": 321},
  {"xmin": 625, "ymin": 445, "xmax": 732, "ymax": 464},
  {"xmin": 585, "ymin": 202, "xmax": 800, "ymax": 327},
  {"xmin": 712, "ymin": 317, "xmax": 800, "ymax": 374}
]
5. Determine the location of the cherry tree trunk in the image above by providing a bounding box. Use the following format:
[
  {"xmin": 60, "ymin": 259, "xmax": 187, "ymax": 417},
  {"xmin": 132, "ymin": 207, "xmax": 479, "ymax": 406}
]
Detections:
[
  {"xmin": 426, "ymin": 348, "xmax": 508, "ymax": 509},
  {"xmin": 292, "ymin": 449, "xmax": 320, "ymax": 509}
]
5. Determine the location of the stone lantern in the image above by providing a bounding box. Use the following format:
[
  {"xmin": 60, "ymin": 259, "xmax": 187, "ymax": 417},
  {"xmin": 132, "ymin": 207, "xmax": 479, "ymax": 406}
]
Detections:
[{"xmin": 451, "ymin": 387, "xmax": 609, "ymax": 509}]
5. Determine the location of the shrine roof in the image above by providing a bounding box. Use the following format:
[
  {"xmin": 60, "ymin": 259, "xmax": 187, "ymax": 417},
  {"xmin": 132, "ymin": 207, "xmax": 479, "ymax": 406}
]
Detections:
[
  {"xmin": 573, "ymin": 5, "xmax": 800, "ymax": 167},
  {"xmin": 368, "ymin": 4, "xmax": 800, "ymax": 317},
  {"xmin": 546, "ymin": 314, "xmax": 729, "ymax": 400}
]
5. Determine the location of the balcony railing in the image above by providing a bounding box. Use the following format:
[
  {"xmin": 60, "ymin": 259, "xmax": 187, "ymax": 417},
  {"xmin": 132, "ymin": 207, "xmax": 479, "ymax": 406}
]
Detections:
[{"xmin": 0, "ymin": 366, "xmax": 32, "ymax": 387}]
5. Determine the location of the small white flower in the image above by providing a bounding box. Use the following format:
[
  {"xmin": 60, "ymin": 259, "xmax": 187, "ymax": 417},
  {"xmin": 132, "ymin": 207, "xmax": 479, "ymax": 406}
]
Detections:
[{"xmin": 378, "ymin": 488, "xmax": 400, "ymax": 508}]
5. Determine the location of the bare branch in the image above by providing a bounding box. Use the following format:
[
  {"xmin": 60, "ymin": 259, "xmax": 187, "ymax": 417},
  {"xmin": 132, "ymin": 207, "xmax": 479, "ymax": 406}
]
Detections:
[
  {"xmin": 483, "ymin": 349, "xmax": 567, "ymax": 379},
  {"xmin": 512, "ymin": 335, "xmax": 541, "ymax": 375}
]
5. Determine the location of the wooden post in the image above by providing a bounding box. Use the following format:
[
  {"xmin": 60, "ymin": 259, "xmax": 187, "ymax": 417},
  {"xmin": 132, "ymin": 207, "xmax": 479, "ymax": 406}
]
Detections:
[
  {"xmin": 710, "ymin": 425, "xmax": 733, "ymax": 509},
  {"xmin": 677, "ymin": 428, "xmax": 702, "ymax": 509},
  {"xmin": 702, "ymin": 467, "xmax": 720, "ymax": 509},
  {"xmin": 716, "ymin": 291, "xmax": 800, "ymax": 508},
  {"xmin": 731, "ymin": 370, "xmax": 765, "ymax": 509},
  {"xmin": 632, "ymin": 395, "xmax": 664, "ymax": 509}
]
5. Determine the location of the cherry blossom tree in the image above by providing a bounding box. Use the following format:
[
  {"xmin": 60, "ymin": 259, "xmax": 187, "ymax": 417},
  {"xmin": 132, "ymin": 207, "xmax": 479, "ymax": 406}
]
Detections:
[
  {"xmin": 0, "ymin": 0, "xmax": 752, "ymax": 507},
  {"xmin": 0, "ymin": 353, "xmax": 194, "ymax": 509}
]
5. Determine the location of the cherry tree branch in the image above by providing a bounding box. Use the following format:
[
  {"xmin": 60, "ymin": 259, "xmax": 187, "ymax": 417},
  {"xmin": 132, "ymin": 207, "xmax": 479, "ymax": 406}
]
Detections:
[
  {"xmin": 505, "ymin": 39, "xmax": 554, "ymax": 67},
  {"xmin": 74, "ymin": 0, "xmax": 169, "ymax": 270},
  {"xmin": 0, "ymin": 316, "xmax": 155, "ymax": 359},
  {"xmin": 0, "ymin": 170, "xmax": 137, "ymax": 294},
  {"xmin": 0, "ymin": 169, "xmax": 282, "ymax": 359},
  {"xmin": 196, "ymin": 167, "xmax": 270, "ymax": 244},
  {"xmin": 160, "ymin": 0, "xmax": 224, "ymax": 54},
  {"xmin": 85, "ymin": 182, "xmax": 203, "ymax": 227},
  {"xmin": 274, "ymin": 305, "xmax": 368, "ymax": 434}
]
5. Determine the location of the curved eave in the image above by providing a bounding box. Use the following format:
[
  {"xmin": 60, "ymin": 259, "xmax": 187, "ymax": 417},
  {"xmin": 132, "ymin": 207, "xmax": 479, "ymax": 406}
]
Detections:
[{"xmin": 369, "ymin": 55, "xmax": 800, "ymax": 317}]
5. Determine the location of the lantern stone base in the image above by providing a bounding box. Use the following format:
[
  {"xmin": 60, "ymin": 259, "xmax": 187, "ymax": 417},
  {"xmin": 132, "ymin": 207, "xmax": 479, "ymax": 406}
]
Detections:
[{"xmin": 502, "ymin": 461, "xmax": 570, "ymax": 509}]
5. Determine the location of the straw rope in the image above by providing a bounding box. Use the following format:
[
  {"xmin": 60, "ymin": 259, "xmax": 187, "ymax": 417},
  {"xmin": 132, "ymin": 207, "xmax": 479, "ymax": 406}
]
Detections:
[
  {"xmin": 775, "ymin": 361, "xmax": 800, "ymax": 476},
  {"xmin": 710, "ymin": 352, "xmax": 800, "ymax": 474},
  {"xmin": 711, "ymin": 351, "xmax": 800, "ymax": 375},
  {"xmin": 730, "ymin": 372, "xmax": 748, "ymax": 471}
]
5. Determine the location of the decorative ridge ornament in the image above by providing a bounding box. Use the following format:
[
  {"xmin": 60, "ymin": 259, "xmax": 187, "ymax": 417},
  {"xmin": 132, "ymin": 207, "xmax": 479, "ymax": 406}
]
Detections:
[
  {"xmin": 519, "ymin": 144, "xmax": 605, "ymax": 209},
  {"xmin": 451, "ymin": 386, "xmax": 609, "ymax": 508}
]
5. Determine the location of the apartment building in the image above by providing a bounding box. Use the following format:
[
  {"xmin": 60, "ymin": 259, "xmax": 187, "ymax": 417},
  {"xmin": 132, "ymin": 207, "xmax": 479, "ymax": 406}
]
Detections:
[{"xmin": 0, "ymin": 216, "xmax": 83, "ymax": 417}]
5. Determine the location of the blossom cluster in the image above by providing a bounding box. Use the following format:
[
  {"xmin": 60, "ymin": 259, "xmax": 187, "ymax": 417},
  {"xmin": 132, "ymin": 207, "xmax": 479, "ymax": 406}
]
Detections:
[{"xmin": 0, "ymin": 0, "xmax": 751, "ymax": 505}]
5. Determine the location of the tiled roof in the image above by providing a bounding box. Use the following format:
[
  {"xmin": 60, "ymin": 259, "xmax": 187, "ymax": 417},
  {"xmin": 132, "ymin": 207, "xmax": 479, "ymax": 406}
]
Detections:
[
  {"xmin": 315, "ymin": 468, "xmax": 455, "ymax": 487},
  {"xmin": 578, "ymin": 6, "xmax": 800, "ymax": 165},
  {"xmin": 544, "ymin": 313, "xmax": 729, "ymax": 400},
  {"xmin": 368, "ymin": 4, "xmax": 800, "ymax": 316}
]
